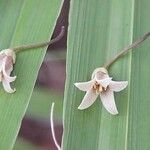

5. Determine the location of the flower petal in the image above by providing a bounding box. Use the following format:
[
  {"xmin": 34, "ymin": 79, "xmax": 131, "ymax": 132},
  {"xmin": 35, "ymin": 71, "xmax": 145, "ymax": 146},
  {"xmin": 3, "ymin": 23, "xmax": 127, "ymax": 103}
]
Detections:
[
  {"xmin": 3, "ymin": 49, "xmax": 16, "ymax": 63},
  {"xmin": 2, "ymin": 78, "xmax": 16, "ymax": 93},
  {"xmin": 2, "ymin": 57, "xmax": 16, "ymax": 82},
  {"xmin": 92, "ymin": 68, "xmax": 109, "ymax": 80},
  {"xmin": 109, "ymin": 81, "xmax": 128, "ymax": 92},
  {"xmin": 3, "ymin": 68, "xmax": 16, "ymax": 82},
  {"xmin": 97, "ymin": 77, "xmax": 112, "ymax": 88},
  {"xmin": 78, "ymin": 89, "xmax": 98, "ymax": 110},
  {"xmin": 74, "ymin": 80, "xmax": 94, "ymax": 91},
  {"xmin": 0, "ymin": 53, "xmax": 6, "ymax": 71},
  {"xmin": 100, "ymin": 89, "xmax": 118, "ymax": 115}
]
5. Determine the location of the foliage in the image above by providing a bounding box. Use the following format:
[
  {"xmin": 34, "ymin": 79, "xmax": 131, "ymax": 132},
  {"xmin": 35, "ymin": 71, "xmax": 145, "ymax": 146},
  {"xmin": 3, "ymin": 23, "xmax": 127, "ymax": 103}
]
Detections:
[
  {"xmin": 0, "ymin": 0, "xmax": 62, "ymax": 149},
  {"xmin": 62, "ymin": 0, "xmax": 150, "ymax": 150}
]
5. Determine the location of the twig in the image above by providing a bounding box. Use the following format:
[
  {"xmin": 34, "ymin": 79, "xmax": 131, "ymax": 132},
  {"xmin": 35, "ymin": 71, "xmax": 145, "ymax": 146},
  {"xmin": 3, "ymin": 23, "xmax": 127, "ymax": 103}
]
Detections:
[
  {"xmin": 12, "ymin": 26, "xmax": 65, "ymax": 53},
  {"xmin": 103, "ymin": 32, "xmax": 150, "ymax": 69}
]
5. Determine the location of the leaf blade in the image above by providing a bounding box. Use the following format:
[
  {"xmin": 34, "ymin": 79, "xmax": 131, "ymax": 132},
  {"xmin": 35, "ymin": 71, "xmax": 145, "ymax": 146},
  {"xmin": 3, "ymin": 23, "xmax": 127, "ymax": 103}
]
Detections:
[
  {"xmin": 62, "ymin": 0, "xmax": 139, "ymax": 150},
  {"xmin": 0, "ymin": 0, "xmax": 63, "ymax": 149}
]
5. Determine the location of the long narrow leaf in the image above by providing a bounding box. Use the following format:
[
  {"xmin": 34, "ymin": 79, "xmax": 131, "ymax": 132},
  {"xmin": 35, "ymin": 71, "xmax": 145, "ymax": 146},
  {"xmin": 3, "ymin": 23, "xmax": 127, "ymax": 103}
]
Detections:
[
  {"xmin": 0, "ymin": 0, "xmax": 63, "ymax": 149},
  {"xmin": 127, "ymin": 0, "xmax": 150, "ymax": 149},
  {"xmin": 62, "ymin": 0, "xmax": 150, "ymax": 149}
]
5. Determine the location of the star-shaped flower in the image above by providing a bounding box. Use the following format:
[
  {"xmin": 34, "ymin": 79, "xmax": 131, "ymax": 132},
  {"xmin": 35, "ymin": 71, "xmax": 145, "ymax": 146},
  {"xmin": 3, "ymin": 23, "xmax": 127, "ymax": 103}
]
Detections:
[
  {"xmin": 0, "ymin": 49, "xmax": 16, "ymax": 93},
  {"xmin": 74, "ymin": 68, "xmax": 128, "ymax": 115}
]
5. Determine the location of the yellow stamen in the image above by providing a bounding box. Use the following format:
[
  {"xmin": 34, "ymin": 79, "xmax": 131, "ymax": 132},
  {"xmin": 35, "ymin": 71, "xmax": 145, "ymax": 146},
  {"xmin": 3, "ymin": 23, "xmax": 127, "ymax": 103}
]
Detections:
[
  {"xmin": 99, "ymin": 86, "xmax": 103, "ymax": 92},
  {"xmin": 93, "ymin": 81, "xmax": 106, "ymax": 93}
]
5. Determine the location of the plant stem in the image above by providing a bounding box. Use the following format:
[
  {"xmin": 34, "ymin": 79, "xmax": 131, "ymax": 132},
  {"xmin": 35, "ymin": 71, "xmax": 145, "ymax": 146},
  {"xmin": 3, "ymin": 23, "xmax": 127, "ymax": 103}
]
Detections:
[
  {"xmin": 103, "ymin": 32, "xmax": 150, "ymax": 69},
  {"xmin": 50, "ymin": 102, "xmax": 61, "ymax": 150},
  {"xmin": 12, "ymin": 26, "xmax": 65, "ymax": 53}
]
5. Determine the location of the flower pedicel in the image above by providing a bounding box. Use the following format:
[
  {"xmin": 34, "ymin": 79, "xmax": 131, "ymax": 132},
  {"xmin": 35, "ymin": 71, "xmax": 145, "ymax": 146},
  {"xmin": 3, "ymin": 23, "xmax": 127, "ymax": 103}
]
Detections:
[
  {"xmin": 0, "ymin": 26, "xmax": 65, "ymax": 93},
  {"xmin": 75, "ymin": 32, "xmax": 150, "ymax": 115}
]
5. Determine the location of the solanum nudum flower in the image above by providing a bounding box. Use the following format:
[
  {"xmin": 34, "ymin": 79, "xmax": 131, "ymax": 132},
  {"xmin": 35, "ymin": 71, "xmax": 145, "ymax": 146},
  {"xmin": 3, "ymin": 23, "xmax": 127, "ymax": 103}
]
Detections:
[
  {"xmin": 0, "ymin": 27, "xmax": 65, "ymax": 94},
  {"xmin": 74, "ymin": 68, "xmax": 128, "ymax": 115},
  {"xmin": 0, "ymin": 49, "xmax": 16, "ymax": 93}
]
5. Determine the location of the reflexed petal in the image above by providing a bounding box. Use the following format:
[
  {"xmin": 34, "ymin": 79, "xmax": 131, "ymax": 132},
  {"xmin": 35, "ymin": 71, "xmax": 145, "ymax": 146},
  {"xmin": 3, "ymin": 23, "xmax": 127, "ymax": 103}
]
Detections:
[
  {"xmin": 100, "ymin": 89, "xmax": 118, "ymax": 115},
  {"xmin": 0, "ymin": 73, "xmax": 2, "ymax": 81},
  {"xmin": 2, "ymin": 57, "xmax": 16, "ymax": 82},
  {"xmin": 109, "ymin": 81, "xmax": 128, "ymax": 92},
  {"xmin": 2, "ymin": 78, "xmax": 16, "ymax": 93},
  {"xmin": 97, "ymin": 77, "xmax": 112, "ymax": 88},
  {"xmin": 4, "ymin": 49, "xmax": 16, "ymax": 64},
  {"xmin": 92, "ymin": 68, "xmax": 109, "ymax": 80},
  {"xmin": 3, "ymin": 49, "xmax": 16, "ymax": 63},
  {"xmin": 0, "ymin": 53, "xmax": 5, "ymax": 71},
  {"xmin": 0, "ymin": 51, "xmax": 6, "ymax": 58},
  {"xmin": 74, "ymin": 80, "xmax": 94, "ymax": 91},
  {"xmin": 3, "ymin": 67, "xmax": 16, "ymax": 82},
  {"xmin": 78, "ymin": 89, "xmax": 98, "ymax": 110}
]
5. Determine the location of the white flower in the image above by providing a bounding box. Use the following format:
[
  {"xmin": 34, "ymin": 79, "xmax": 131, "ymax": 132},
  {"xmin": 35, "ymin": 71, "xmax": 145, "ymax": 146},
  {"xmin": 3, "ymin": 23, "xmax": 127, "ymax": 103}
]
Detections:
[
  {"xmin": 0, "ymin": 49, "xmax": 16, "ymax": 93},
  {"xmin": 74, "ymin": 67, "xmax": 128, "ymax": 115}
]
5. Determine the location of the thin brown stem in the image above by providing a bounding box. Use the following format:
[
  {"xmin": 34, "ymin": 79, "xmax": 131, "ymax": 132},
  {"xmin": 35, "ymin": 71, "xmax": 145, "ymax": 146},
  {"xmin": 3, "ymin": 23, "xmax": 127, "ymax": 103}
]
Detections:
[
  {"xmin": 12, "ymin": 26, "xmax": 65, "ymax": 53},
  {"xmin": 103, "ymin": 32, "xmax": 150, "ymax": 69}
]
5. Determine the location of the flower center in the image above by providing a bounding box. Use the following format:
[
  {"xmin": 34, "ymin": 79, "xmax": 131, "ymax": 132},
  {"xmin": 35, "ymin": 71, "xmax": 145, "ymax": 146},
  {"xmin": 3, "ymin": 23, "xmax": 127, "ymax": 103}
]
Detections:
[{"xmin": 92, "ymin": 81, "xmax": 106, "ymax": 94}]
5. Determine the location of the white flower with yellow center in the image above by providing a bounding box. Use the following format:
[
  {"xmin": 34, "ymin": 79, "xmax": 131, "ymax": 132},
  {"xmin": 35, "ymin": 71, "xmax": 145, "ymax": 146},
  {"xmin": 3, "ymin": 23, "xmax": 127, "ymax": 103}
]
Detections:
[{"xmin": 74, "ymin": 68, "xmax": 128, "ymax": 115}]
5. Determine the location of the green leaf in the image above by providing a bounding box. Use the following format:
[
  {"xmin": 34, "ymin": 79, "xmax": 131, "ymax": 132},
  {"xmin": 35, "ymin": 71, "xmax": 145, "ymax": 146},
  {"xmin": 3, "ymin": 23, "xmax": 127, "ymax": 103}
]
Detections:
[
  {"xmin": 127, "ymin": 1, "xmax": 150, "ymax": 149},
  {"xmin": 62, "ymin": 0, "xmax": 150, "ymax": 150},
  {"xmin": 0, "ymin": 0, "xmax": 63, "ymax": 149}
]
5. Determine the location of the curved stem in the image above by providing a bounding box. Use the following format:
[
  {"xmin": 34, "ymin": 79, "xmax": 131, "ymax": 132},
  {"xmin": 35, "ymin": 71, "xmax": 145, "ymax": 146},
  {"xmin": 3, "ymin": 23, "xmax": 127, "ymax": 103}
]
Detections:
[
  {"xmin": 12, "ymin": 26, "xmax": 65, "ymax": 53},
  {"xmin": 103, "ymin": 32, "xmax": 150, "ymax": 69},
  {"xmin": 50, "ymin": 102, "xmax": 61, "ymax": 150}
]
